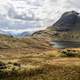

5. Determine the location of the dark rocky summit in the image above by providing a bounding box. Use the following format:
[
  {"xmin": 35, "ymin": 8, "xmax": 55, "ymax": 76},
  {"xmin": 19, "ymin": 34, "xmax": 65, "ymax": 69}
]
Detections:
[{"xmin": 53, "ymin": 11, "xmax": 80, "ymax": 31}]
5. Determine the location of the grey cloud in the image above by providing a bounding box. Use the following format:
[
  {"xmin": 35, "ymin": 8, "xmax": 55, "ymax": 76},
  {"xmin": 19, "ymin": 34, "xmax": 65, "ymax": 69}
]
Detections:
[{"xmin": 0, "ymin": 0, "xmax": 80, "ymax": 30}]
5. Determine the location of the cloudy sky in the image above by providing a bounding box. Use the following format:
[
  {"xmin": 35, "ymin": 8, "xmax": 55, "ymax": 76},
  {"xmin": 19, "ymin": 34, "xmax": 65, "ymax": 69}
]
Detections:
[{"xmin": 0, "ymin": 0, "xmax": 80, "ymax": 31}]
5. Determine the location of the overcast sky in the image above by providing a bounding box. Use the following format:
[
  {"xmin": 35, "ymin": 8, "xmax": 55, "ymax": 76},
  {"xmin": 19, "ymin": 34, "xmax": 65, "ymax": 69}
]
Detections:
[{"xmin": 0, "ymin": 0, "xmax": 80, "ymax": 30}]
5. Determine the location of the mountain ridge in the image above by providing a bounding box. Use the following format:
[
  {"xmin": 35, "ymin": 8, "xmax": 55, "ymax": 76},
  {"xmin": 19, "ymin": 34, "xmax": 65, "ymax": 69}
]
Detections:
[
  {"xmin": 33, "ymin": 11, "xmax": 80, "ymax": 42},
  {"xmin": 52, "ymin": 11, "xmax": 80, "ymax": 31}
]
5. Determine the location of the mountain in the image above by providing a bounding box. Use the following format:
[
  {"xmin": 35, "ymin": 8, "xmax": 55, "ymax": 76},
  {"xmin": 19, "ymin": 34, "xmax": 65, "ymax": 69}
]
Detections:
[
  {"xmin": 0, "ymin": 29, "xmax": 12, "ymax": 36},
  {"xmin": 1, "ymin": 11, "xmax": 80, "ymax": 37},
  {"xmin": 16, "ymin": 31, "xmax": 35, "ymax": 37},
  {"xmin": 0, "ymin": 29, "xmax": 36, "ymax": 37},
  {"xmin": 33, "ymin": 11, "xmax": 80, "ymax": 42},
  {"xmin": 52, "ymin": 11, "xmax": 80, "ymax": 31},
  {"xmin": 0, "ymin": 11, "xmax": 80, "ymax": 49}
]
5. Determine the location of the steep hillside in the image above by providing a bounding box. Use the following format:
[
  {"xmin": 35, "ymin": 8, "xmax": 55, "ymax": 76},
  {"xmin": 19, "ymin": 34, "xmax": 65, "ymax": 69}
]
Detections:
[
  {"xmin": 53, "ymin": 11, "xmax": 80, "ymax": 31},
  {"xmin": 33, "ymin": 11, "xmax": 80, "ymax": 42}
]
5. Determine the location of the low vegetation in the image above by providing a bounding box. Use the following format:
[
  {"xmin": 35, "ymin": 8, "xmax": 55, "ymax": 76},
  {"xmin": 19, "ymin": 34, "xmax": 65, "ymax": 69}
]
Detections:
[
  {"xmin": 0, "ymin": 58, "xmax": 80, "ymax": 80},
  {"xmin": 0, "ymin": 48, "xmax": 80, "ymax": 80},
  {"xmin": 0, "ymin": 31, "xmax": 80, "ymax": 80}
]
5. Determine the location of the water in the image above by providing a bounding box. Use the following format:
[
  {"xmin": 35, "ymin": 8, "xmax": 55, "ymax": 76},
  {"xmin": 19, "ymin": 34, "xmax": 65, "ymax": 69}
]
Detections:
[{"xmin": 51, "ymin": 41, "xmax": 80, "ymax": 48}]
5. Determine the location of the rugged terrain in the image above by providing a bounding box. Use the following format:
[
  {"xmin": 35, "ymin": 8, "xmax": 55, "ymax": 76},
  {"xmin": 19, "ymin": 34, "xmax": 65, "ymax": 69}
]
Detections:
[{"xmin": 0, "ymin": 11, "xmax": 80, "ymax": 80}]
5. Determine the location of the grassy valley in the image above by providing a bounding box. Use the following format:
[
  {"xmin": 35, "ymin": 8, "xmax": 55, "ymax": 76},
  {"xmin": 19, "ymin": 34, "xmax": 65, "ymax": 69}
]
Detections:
[
  {"xmin": 0, "ymin": 30, "xmax": 80, "ymax": 80},
  {"xmin": 0, "ymin": 11, "xmax": 80, "ymax": 80}
]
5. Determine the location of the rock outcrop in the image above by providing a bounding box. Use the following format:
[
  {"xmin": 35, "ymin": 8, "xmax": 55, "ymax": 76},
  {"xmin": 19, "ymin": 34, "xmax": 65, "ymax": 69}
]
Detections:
[{"xmin": 53, "ymin": 11, "xmax": 80, "ymax": 31}]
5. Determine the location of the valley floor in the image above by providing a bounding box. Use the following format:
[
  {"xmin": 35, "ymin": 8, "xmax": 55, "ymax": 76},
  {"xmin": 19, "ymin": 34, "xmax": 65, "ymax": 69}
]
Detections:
[{"xmin": 0, "ymin": 48, "xmax": 80, "ymax": 80}]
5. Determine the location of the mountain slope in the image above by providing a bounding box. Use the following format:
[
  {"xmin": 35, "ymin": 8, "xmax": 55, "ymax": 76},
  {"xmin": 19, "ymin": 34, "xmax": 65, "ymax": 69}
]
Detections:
[
  {"xmin": 33, "ymin": 11, "xmax": 80, "ymax": 42},
  {"xmin": 53, "ymin": 11, "xmax": 79, "ymax": 31}
]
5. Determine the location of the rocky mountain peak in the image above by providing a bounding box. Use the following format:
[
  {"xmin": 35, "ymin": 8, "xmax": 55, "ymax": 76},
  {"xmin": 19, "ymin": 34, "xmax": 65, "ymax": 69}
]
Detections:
[{"xmin": 53, "ymin": 11, "xmax": 80, "ymax": 31}]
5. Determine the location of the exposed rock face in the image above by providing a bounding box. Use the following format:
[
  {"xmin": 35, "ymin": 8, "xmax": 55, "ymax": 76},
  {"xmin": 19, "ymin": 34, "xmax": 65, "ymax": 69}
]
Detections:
[{"xmin": 53, "ymin": 11, "xmax": 79, "ymax": 31}]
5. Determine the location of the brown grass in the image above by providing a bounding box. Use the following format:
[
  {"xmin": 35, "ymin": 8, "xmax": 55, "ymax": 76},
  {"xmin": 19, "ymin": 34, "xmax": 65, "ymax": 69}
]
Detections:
[
  {"xmin": 0, "ymin": 35, "xmax": 80, "ymax": 80},
  {"xmin": 0, "ymin": 58, "xmax": 80, "ymax": 80}
]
